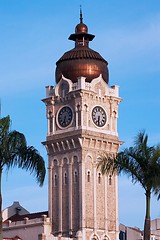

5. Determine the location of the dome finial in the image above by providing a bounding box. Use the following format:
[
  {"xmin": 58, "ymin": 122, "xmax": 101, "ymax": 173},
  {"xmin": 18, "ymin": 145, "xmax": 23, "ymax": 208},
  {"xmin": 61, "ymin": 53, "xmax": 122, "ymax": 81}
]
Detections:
[{"xmin": 80, "ymin": 5, "xmax": 83, "ymax": 23}]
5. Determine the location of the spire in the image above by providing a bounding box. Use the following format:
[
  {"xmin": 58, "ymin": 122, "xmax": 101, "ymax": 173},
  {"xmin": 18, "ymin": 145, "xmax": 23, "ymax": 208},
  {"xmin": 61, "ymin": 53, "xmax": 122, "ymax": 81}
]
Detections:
[
  {"xmin": 69, "ymin": 7, "xmax": 95, "ymax": 44},
  {"xmin": 80, "ymin": 5, "xmax": 83, "ymax": 23}
]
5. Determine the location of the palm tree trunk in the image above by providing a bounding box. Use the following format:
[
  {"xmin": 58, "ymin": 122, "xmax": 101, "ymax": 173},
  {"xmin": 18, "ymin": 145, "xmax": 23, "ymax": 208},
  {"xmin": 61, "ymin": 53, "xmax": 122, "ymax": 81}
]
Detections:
[{"xmin": 144, "ymin": 190, "xmax": 151, "ymax": 240}]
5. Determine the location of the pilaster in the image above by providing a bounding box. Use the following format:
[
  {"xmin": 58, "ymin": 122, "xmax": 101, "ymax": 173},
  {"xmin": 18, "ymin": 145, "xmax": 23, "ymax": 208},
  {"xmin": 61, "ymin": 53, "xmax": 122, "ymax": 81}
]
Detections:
[
  {"xmin": 58, "ymin": 164, "xmax": 63, "ymax": 235},
  {"xmin": 48, "ymin": 159, "xmax": 53, "ymax": 224},
  {"xmin": 79, "ymin": 161, "xmax": 86, "ymax": 240},
  {"xmin": 68, "ymin": 162, "xmax": 73, "ymax": 234}
]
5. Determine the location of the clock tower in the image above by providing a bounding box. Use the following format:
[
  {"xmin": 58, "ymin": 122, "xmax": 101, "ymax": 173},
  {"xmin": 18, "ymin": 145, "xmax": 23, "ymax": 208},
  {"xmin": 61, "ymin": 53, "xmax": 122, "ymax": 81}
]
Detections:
[{"xmin": 43, "ymin": 11, "xmax": 122, "ymax": 240}]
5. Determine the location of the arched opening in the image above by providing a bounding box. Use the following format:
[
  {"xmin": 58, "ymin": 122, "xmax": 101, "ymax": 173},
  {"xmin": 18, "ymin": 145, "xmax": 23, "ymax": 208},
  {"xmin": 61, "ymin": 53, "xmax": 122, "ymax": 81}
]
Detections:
[{"xmin": 87, "ymin": 171, "xmax": 91, "ymax": 182}]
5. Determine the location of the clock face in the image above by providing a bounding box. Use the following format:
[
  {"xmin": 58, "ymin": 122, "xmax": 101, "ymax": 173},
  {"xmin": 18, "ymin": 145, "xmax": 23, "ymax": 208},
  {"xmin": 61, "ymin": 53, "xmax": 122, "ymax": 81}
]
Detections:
[
  {"xmin": 57, "ymin": 106, "xmax": 73, "ymax": 128},
  {"xmin": 92, "ymin": 106, "xmax": 107, "ymax": 127}
]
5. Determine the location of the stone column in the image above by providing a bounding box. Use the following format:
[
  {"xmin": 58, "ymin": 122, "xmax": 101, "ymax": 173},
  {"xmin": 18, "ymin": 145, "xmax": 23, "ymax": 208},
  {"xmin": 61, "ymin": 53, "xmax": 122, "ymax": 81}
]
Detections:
[
  {"xmin": 93, "ymin": 164, "xmax": 97, "ymax": 231},
  {"xmin": 115, "ymin": 174, "xmax": 119, "ymax": 240},
  {"xmin": 52, "ymin": 114, "xmax": 55, "ymax": 133},
  {"xmin": 104, "ymin": 175, "xmax": 108, "ymax": 233},
  {"xmin": 48, "ymin": 158, "xmax": 53, "ymax": 222},
  {"xmin": 84, "ymin": 104, "xmax": 88, "ymax": 128},
  {"xmin": 81, "ymin": 105, "xmax": 83, "ymax": 128},
  {"xmin": 68, "ymin": 161, "xmax": 73, "ymax": 234},
  {"xmin": 58, "ymin": 164, "xmax": 63, "ymax": 235},
  {"xmin": 75, "ymin": 108, "xmax": 78, "ymax": 129},
  {"xmin": 47, "ymin": 117, "xmax": 50, "ymax": 134},
  {"xmin": 79, "ymin": 161, "xmax": 86, "ymax": 240}
]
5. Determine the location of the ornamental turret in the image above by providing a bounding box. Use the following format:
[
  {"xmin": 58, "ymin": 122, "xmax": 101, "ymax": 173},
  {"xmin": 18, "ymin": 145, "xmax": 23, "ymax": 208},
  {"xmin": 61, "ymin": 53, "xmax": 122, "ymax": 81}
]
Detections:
[{"xmin": 55, "ymin": 9, "xmax": 109, "ymax": 83}]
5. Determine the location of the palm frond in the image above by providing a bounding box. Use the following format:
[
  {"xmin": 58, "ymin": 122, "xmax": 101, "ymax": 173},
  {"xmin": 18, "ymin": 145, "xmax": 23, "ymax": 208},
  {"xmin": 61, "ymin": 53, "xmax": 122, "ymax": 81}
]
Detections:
[
  {"xmin": 16, "ymin": 146, "xmax": 46, "ymax": 186},
  {"xmin": 0, "ymin": 115, "xmax": 46, "ymax": 186},
  {"xmin": 97, "ymin": 153, "xmax": 118, "ymax": 175},
  {"xmin": 98, "ymin": 130, "xmax": 160, "ymax": 194},
  {"xmin": 0, "ymin": 116, "xmax": 10, "ymax": 143}
]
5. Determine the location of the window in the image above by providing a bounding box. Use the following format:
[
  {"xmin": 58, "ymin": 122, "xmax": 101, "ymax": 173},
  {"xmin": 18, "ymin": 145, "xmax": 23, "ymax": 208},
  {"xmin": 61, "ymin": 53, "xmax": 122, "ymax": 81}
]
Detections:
[
  {"xmin": 109, "ymin": 175, "xmax": 112, "ymax": 185},
  {"xmin": 74, "ymin": 170, "xmax": 78, "ymax": 183},
  {"xmin": 64, "ymin": 172, "xmax": 68, "ymax": 185},
  {"xmin": 103, "ymin": 235, "xmax": 109, "ymax": 240},
  {"xmin": 54, "ymin": 174, "xmax": 58, "ymax": 187},
  {"xmin": 98, "ymin": 173, "xmax": 101, "ymax": 184},
  {"xmin": 48, "ymin": 111, "xmax": 53, "ymax": 133},
  {"xmin": 92, "ymin": 234, "xmax": 98, "ymax": 240},
  {"xmin": 87, "ymin": 171, "xmax": 90, "ymax": 182}
]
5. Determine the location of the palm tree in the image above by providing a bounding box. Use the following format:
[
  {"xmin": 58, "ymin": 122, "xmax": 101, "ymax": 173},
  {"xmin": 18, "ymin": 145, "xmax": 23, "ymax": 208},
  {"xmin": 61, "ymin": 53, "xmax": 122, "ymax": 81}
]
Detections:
[
  {"xmin": 0, "ymin": 115, "xmax": 46, "ymax": 240},
  {"xmin": 97, "ymin": 131, "xmax": 160, "ymax": 240}
]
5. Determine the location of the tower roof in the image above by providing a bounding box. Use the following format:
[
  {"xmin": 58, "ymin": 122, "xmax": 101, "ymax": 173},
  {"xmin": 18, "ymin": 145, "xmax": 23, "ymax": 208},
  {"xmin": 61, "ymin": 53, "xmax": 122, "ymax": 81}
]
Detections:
[
  {"xmin": 55, "ymin": 10, "xmax": 109, "ymax": 84},
  {"xmin": 69, "ymin": 7, "xmax": 95, "ymax": 42}
]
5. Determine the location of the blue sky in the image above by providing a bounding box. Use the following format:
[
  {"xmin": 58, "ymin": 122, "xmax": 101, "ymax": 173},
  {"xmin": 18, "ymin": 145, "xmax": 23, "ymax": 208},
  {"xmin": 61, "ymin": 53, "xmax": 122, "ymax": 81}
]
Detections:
[{"xmin": 0, "ymin": 0, "xmax": 160, "ymax": 230}]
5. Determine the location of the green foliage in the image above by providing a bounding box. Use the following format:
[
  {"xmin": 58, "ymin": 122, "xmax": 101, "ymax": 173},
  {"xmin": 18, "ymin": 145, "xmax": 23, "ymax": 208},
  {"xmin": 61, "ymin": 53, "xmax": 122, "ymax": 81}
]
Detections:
[
  {"xmin": 0, "ymin": 115, "xmax": 46, "ymax": 239},
  {"xmin": 98, "ymin": 130, "xmax": 160, "ymax": 195},
  {"xmin": 0, "ymin": 115, "xmax": 46, "ymax": 186},
  {"xmin": 98, "ymin": 130, "xmax": 160, "ymax": 240}
]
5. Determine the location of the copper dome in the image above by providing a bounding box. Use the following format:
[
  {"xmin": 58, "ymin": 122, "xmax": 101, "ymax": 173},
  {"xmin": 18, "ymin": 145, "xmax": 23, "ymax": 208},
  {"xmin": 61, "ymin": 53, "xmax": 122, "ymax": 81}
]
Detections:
[
  {"xmin": 75, "ymin": 22, "xmax": 88, "ymax": 34},
  {"xmin": 55, "ymin": 10, "xmax": 109, "ymax": 84}
]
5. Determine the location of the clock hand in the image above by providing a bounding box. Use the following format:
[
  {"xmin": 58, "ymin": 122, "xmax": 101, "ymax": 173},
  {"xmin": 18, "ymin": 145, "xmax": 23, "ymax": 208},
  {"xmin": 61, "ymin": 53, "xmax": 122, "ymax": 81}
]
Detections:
[
  {"xmin": 63, "ymin": 116, "xmax": 66, "ymax": 123},
  {"xmin": 98, "ymin": 115, "xmax": 100, "ymax": 125}
]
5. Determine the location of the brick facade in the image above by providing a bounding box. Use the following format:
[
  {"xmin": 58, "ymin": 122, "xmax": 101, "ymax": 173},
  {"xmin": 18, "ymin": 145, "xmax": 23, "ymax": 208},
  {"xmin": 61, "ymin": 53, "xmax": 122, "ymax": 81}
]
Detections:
[{"xmin": 43, "ymin": 74, "xmax": 122, "ymax": 240}]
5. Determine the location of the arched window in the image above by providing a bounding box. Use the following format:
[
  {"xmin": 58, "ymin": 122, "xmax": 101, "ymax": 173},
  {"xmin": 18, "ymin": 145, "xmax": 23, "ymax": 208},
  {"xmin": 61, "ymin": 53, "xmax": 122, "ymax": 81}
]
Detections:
[
  {"xmin": 92, "ymin": 234, "xmax": 98, "ymax": 240},
  {"xmin": 48, "ymin": 111, "xmax": 53, "ymax": 133},
  {"xmin": 53, "ymin": 159, "xmax": 58, "ymax": 167},
  {"xmin": 103, "ymin": 235, "xmax": 109, "ymax": 240},
  {"xmin": 109, "ymin": 175, "xmax": 112, "ymax": 185},
  {"xmin": 98, "ymin": 173, "xmax": 101, "ymax": 184},
  {"xmin": 58, "ymin": 81, "xmax": 69, "ymax": 97},
  {"xmin": 87, "ymin": 171, "xmax": 91, "ymax": 182},
  {"xmin": 64, "ymin": 172, "xmax": 68, "ymax": 185},
  {"xmin": 74, "ymin": 170, "xmax": 78, "ymax": 183},
  {"xmin": 54, "ymin": 174, "xmax": 58, "ymax": 187}
]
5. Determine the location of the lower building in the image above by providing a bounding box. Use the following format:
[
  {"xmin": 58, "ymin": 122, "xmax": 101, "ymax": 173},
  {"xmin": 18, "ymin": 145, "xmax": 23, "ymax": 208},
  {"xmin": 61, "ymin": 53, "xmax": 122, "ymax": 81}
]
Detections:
[
  {"xmin": 2, "ymin": 202, "xmax": 51, "ymax": 240},
  {"xmin": 119, "ymin": 220, "xmax": 160, "ymax": 240},
  {"xmin": 151, "ymin": 219, "xmax": 160, "ymax": 240},
  {"xmin": 3, "ymin": 202, "xmax": 160, "ymax": 240},
  {"xmin": 119, "ymin": 224, "xmax": 142, "ymax": 240}
]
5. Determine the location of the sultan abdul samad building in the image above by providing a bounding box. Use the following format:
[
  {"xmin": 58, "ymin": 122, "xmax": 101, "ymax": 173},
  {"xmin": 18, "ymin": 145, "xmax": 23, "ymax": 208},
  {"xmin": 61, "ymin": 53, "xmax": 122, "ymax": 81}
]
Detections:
[{"xmin": 3, "ymin": 11, "xmax": 122, "ymax": 240}]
